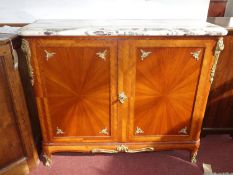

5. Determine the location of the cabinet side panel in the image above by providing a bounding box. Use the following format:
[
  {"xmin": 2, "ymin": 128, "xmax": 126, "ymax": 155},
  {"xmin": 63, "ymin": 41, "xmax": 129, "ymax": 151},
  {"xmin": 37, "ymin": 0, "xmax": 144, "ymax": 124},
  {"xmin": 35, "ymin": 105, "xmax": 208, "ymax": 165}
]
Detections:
[{"xmin": 0, "ymin": 57, "xmax": 24, "ymax": 168}]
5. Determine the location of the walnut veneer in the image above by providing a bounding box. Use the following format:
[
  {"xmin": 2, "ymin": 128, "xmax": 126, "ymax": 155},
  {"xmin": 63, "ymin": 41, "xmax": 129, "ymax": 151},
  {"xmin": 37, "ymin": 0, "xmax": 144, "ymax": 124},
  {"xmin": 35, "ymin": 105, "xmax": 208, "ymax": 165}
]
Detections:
[{"xmin": 21, "ymin": 36, "xmax": 222, "ymax": 166}]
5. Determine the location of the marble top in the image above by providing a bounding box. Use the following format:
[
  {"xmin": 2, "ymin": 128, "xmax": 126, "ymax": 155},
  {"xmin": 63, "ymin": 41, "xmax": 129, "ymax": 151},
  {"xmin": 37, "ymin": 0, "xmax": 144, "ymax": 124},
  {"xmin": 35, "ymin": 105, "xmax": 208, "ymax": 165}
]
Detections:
[
  {"xmin": 0, "ymin": 26, "xmax": 19, "ymax": 44},
  {"xmin": 207, "ymin": 17, "xmax": 233, "ymax": 31},
  {"xmin": 0, "ymin": 33, "xmax": 17, "ymax": 44},
  {"xmin": 18, "ymin": 19, "xmax": 228, "ymax": 36},
  {"xmin": 0, "ymin": 26, "xmax": 20, "ymax": 34}
]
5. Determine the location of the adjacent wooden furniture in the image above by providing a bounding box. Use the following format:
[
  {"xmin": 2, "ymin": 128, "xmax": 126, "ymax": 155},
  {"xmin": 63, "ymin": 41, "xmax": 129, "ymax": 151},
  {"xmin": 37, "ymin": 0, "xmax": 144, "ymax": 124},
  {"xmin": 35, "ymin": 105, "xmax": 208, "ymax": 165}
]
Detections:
[
  {"xmin": 208, "ymin": 0, "xmax": 228, "ymax": 17},
  {"xmin": 0, "ymin": 34, "xmax": 38, "ymax": 174},
  {"xmin": 18, "ymin": 19, "xmax": 227, "ymax": 166},
  {"xmin": 204, "ymin": 17, "xmax": 233, "ymax": 137}
]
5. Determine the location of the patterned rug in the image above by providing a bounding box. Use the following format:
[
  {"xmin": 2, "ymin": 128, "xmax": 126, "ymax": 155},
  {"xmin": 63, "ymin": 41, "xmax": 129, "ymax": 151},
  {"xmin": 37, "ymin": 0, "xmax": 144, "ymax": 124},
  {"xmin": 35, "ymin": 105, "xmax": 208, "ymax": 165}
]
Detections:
[{"xmin": 203, "ymin": 164, "xmax": 233, "ymax": 175}]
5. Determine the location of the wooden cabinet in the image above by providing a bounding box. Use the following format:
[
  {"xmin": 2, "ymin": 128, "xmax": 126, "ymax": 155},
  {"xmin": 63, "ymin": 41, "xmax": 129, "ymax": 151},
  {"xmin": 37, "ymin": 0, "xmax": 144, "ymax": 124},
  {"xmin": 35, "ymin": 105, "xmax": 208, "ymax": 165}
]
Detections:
[
  {"xmin": 22, "ymin": 36, "xmax": 221, "ymax": 166},
  {"xmin": 204, "ymin": 18, "xmax": 233, "ymax": 137},
  {"xmin": 0, "ymin": 34, "xmax": 38, "ymax": 175}
]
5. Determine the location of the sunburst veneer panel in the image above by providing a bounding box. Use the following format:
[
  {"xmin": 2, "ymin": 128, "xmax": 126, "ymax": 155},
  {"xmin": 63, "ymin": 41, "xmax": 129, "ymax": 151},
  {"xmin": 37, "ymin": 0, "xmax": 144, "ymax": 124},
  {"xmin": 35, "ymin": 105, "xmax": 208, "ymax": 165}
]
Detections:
[
  {"xmin": 134, "ymin": 47, "xmax": 204, "ymax": 136},
  {"xmin": 36, "ymin": 45, "xmax": 115, "ymax": 139}
]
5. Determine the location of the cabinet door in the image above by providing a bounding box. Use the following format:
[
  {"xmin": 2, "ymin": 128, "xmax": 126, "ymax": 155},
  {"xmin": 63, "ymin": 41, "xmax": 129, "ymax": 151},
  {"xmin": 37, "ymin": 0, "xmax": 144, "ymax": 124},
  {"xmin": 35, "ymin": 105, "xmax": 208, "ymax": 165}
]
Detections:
[
  {"xmin": 120, "ymin": 39, "xmax": 215, "ymax": 142},
  {"xmin": 31, "ymin": 39, "xmax": 118, "ymax": 143}
]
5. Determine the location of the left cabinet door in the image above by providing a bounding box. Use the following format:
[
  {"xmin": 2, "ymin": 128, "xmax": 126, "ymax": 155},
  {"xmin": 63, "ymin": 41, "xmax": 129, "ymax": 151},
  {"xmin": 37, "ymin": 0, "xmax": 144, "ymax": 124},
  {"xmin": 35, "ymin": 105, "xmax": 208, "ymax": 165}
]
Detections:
[{"xmin": 30, "ymin": 39, "xmax": 118, "ymax": 143}]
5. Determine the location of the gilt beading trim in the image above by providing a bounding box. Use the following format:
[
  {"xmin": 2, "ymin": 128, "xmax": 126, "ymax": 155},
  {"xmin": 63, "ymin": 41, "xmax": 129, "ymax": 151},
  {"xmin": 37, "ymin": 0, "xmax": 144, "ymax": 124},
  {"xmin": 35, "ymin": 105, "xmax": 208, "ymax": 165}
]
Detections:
[
  {"xmin": 191, "ymin": 151, "xmax": 198, "ymax": 163},
  {"xmin": 21, "ymin": 39, "xmax": 34, "ymax": 86}
]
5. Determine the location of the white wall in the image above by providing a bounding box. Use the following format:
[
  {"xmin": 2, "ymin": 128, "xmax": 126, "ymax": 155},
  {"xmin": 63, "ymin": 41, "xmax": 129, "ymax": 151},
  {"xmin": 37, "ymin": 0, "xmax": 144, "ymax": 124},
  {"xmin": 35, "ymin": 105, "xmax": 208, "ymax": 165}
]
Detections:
[
  {"xmin": 0, "ymin": 0, "xmax": 210, "ymax": 23},
  {"xmin": 225, "ymin": 0, "xmax": 233, "ymax": 16}
]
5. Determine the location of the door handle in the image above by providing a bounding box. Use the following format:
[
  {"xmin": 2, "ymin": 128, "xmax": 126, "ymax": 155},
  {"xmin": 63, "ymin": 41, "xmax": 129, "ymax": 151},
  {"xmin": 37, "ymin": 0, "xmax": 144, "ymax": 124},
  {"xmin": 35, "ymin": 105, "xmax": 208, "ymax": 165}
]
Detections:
[{"xmin": 118, "ymin": 92, "xmax": 127, "ymax": 104}]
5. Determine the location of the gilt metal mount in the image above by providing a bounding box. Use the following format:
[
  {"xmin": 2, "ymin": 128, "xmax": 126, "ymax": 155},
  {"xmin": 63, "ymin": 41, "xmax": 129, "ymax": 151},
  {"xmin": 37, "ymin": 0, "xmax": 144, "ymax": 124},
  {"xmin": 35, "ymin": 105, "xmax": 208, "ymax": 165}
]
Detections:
[
  {"xmin": 92, "ymin": 145, "xmax": 154, "ymax": 154},
  {"xmin": 191, "ymin": 151, "xmax": 198, "ymax": 163},
  {"xmin": 56, "ymin": 127, "xmax": 64, "ymax": 135},
  {"xmin": 116, "ymin": 145, "xmax": 154, "ymax": 153},
  {"xmin": 96, "ymin": 50, "xmax": 107, "ymax": 61},
  {"xmin": 210, "ymin": 37, "xmax": 224, "ymax": 84},
  {"xmin": 140, "ymin": 49, "xmax": 152, "ymax": 61},
  {"xmin": 135, "ymin": 126, "xmax": 144, "ymax": 135},
  {"xmin": 91, "ymin": 149, "xmax": 118, "ymax": 154},
  {"xmin": 99, "ymin": 128, "xmax": 108, "ymax": 135},
  {"xmin": 191, "ymin": 50, "xmax": 201, "ymax": 61},
  {"xmin": 44, "ymin": 50, "xmax": 56, "ymax": 61},
  {"xmin": 42, "ymin": 154, "xmax": 52, "ymax": 167},
  {"xmin": 179, "ymin": 126, "xmax": 187, "ymax": 135}
]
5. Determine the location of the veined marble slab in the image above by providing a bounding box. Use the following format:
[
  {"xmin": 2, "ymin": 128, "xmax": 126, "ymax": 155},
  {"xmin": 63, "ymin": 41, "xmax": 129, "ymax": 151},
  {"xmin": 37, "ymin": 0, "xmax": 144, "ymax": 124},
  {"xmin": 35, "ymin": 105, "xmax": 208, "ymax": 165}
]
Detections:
[
  {"xmin": 18, "ymin": 19, "xmax": 228, "ymax": 36},
  {"xmin": 0, "ymin": 26, "xmax": 20, "ymax": 34}
]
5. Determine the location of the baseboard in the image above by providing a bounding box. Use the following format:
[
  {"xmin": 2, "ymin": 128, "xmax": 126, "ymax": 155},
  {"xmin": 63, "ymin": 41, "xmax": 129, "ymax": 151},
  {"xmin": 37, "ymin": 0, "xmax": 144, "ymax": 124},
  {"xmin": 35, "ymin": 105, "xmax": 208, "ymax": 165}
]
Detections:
[{"xmin": 201, "ymin": 128, "xmax": 233, "ymax": 137}]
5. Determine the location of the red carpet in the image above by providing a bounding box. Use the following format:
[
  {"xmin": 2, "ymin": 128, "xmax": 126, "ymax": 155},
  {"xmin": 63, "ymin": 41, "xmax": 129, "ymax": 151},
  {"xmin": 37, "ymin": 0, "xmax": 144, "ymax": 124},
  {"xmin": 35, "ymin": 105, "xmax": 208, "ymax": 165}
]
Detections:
[{"xmin": 29, "ymin": 135, "xmax": 233, "ymax": 175}]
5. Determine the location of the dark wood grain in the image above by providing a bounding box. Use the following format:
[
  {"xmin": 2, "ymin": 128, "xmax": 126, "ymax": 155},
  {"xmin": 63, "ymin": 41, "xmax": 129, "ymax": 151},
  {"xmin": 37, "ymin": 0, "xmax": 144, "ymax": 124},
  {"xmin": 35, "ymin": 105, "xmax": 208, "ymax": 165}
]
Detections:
[
  {"xmin": 203, "ymin": 18, "xmax": 233, "ymax": 137},
  {"xmin": 203, "ymin": 34, "xmax": 233, "ymax": 137},
  {"xmin": 0, "ymin": 55, "xmax": 24, "ymax": 169},
  {"xmin": 0, "ymin": 34, "xmax": 38, "ymax": 174},
  {"xmin": 208, "ymin": 0, "xmax": 228, "ymax": 17}
]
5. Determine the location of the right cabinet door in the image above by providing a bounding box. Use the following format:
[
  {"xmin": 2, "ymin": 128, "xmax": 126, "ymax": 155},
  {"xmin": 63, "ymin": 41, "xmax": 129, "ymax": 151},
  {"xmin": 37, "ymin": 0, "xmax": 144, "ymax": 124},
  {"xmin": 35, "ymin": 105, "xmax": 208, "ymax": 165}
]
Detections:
[{"xmin": 121, "ymin": 39, "xmax": 215, "ymax": 142}]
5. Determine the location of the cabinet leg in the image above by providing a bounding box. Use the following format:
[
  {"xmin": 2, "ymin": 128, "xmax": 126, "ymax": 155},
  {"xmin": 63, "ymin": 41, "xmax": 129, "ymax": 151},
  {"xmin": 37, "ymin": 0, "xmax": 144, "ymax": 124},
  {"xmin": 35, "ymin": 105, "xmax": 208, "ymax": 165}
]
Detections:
[
  {"xmin": 42, "ymin": 153, "xmax": 52, "ymax": 167},
  {"xmin": 190, "ymin": 149, "xmax": 198, "ymax": 164}
]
